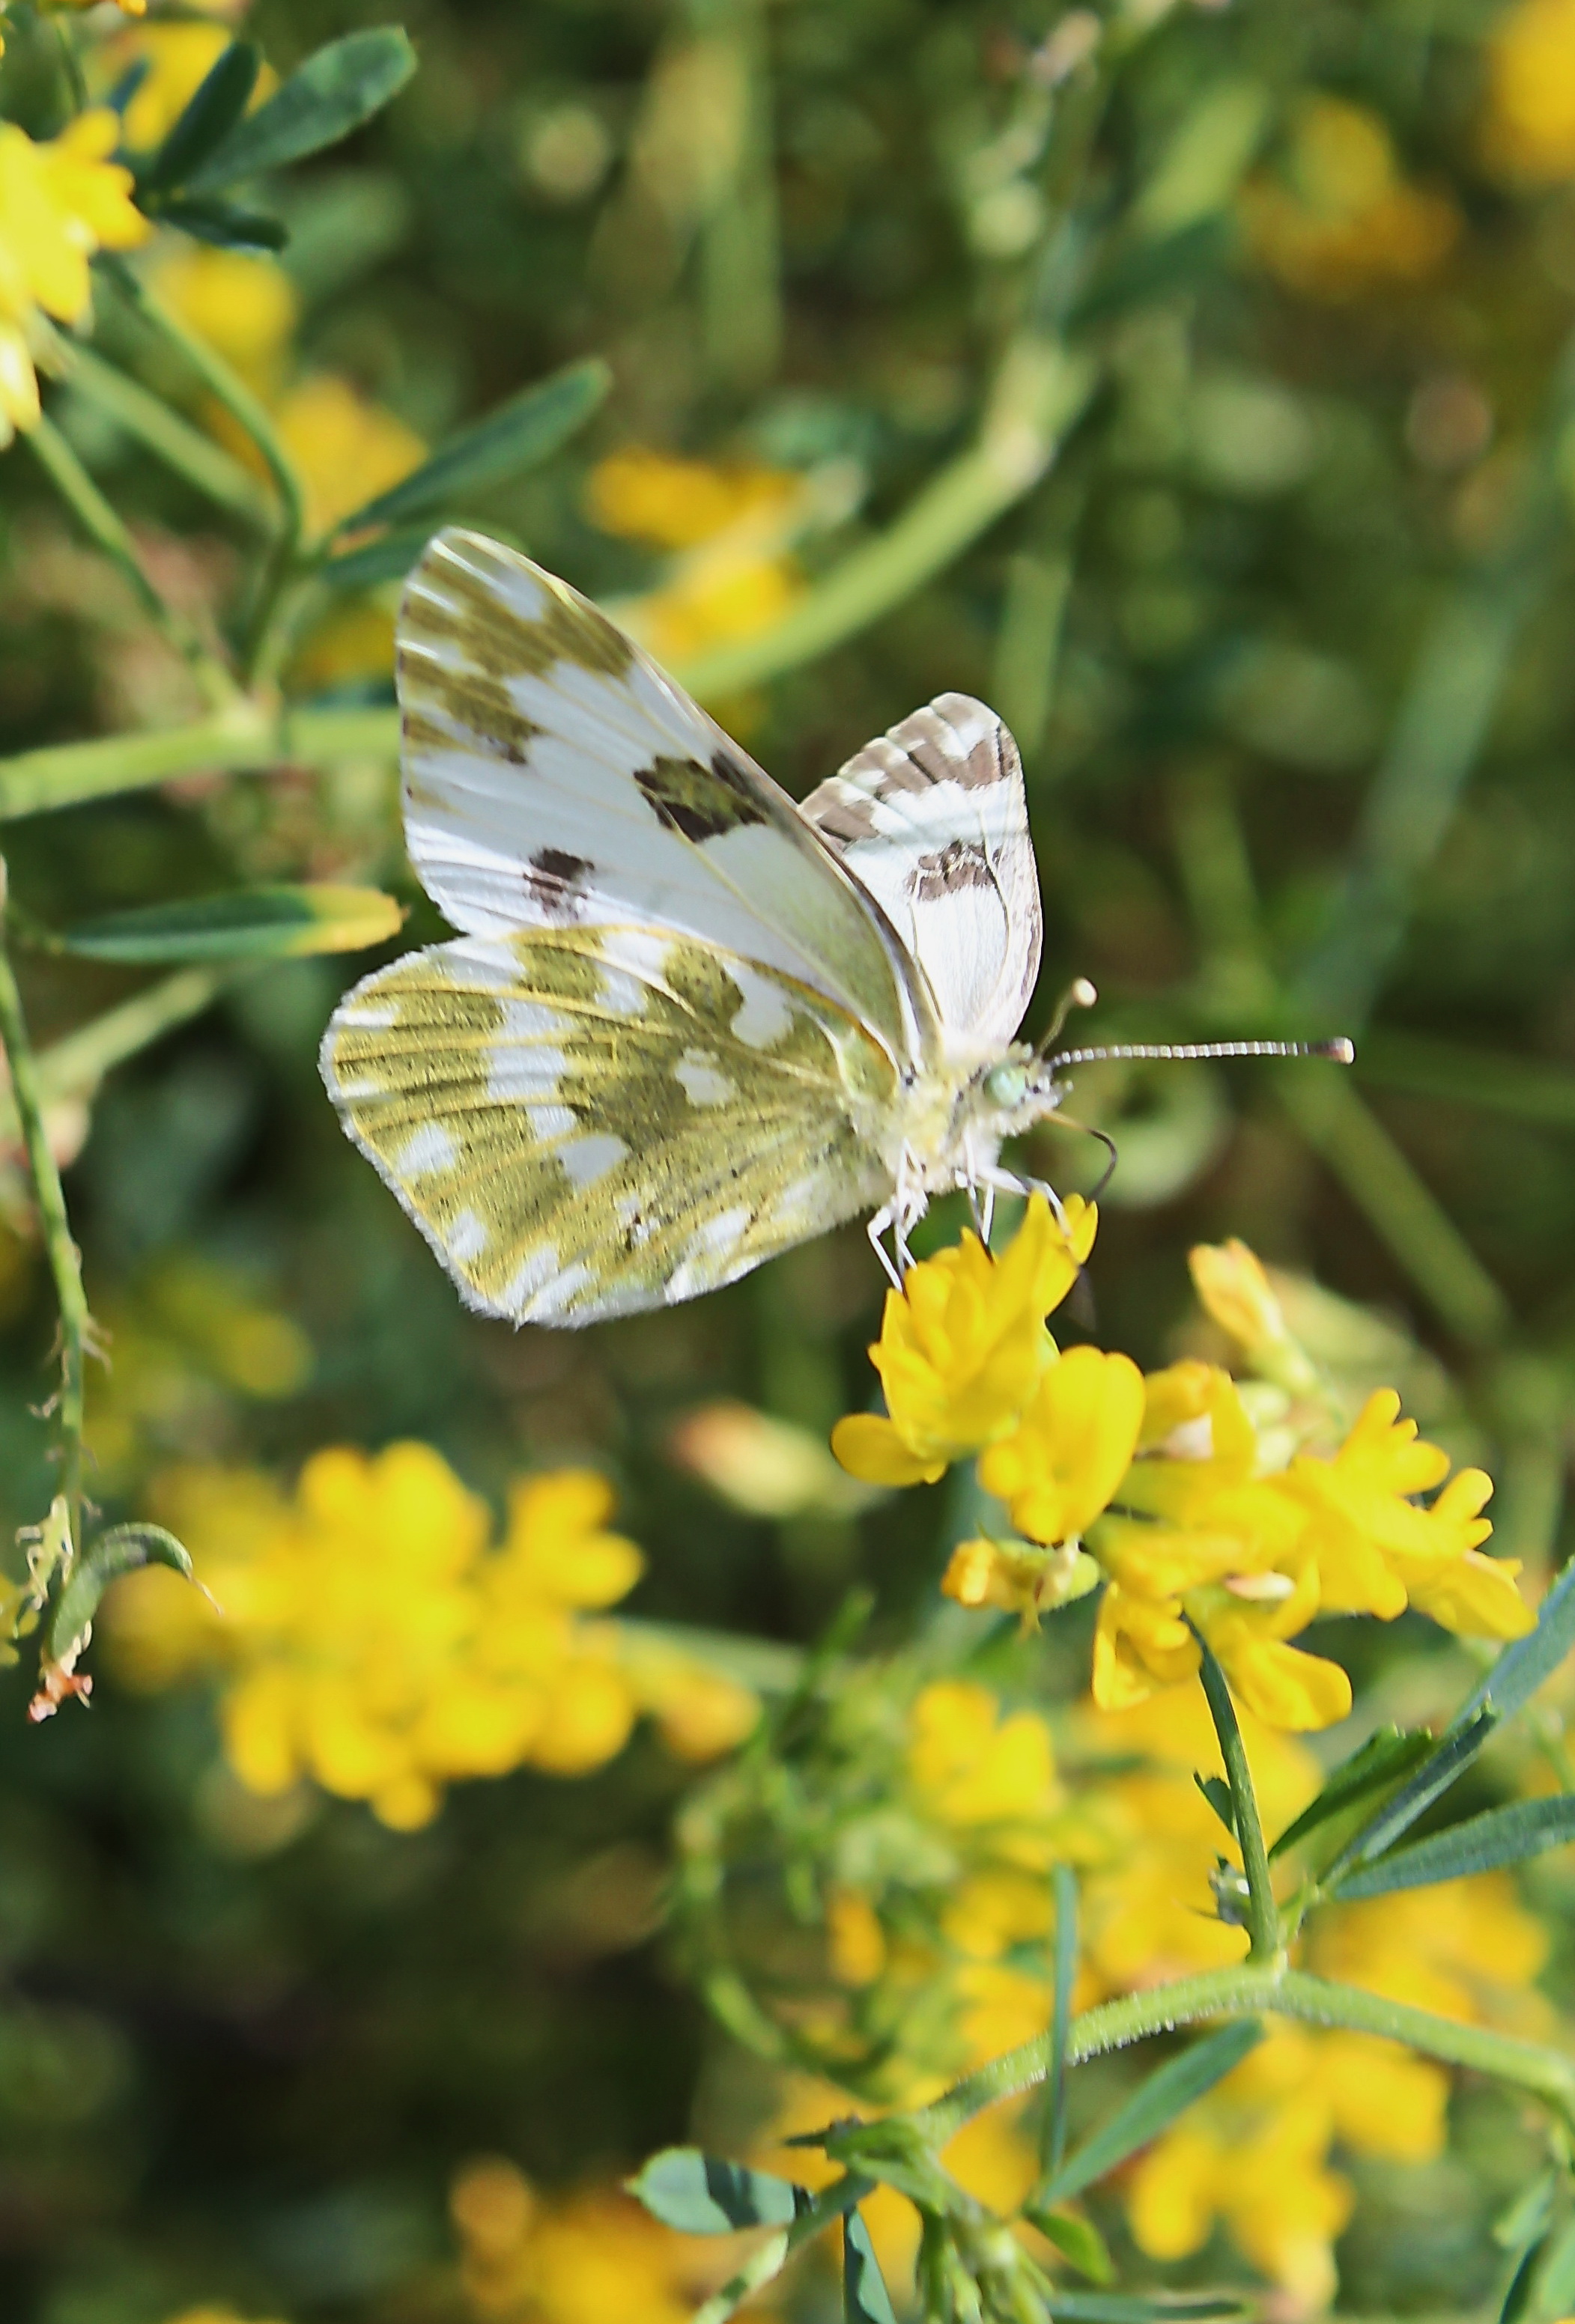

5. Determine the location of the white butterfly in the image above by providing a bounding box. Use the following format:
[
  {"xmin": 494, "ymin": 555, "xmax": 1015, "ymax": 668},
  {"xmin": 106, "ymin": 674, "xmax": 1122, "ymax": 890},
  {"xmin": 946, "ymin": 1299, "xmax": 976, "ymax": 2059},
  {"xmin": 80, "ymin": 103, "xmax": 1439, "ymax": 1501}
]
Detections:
[{"xmin": 321, "ymin": 528, "xmax": 1345, "ymax": 1326}]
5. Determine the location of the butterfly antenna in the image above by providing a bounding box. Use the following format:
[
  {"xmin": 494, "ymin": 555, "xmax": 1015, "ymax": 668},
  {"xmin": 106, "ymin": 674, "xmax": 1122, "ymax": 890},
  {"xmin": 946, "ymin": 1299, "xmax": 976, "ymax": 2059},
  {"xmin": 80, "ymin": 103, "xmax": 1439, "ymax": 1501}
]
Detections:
[
  {"xmin": 1044, "ymin": 1111, "xmax": 1120, "ymax": 1201},
  {"xmin": 1051, "ymin": 1037, "xmax": 1356, "ymax": 1069},
  {"xmin": 1034, "ymin": 976, "xmax": 1100, "ymax": 1058}
]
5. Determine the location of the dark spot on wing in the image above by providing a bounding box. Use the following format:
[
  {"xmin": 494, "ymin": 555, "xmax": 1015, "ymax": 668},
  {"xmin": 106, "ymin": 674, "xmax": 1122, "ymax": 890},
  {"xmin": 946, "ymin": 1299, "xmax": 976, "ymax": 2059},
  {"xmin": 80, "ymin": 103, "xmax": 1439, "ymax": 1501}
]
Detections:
[
  {"xmin": 634, "ymin": 750, "xmax": 771, "ymax": 842},
  {"xmin": 524, "ymin": 846, "xmax": 592, "ymax": 921},
  {"xmin": 911, "ymin": 840, "xmax": 996, "ymax": 901}
]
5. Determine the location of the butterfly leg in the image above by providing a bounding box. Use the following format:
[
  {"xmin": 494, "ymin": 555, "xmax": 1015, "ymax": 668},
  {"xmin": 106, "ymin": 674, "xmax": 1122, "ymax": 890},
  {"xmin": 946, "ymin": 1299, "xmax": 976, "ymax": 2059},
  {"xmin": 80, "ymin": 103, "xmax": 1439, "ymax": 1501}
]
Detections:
[
  {"xmin": 865, "ymin": 1206, "xmax": 904, "ymax": 1292},
  {"xmin": 975, "ymin": 1162, "xmax": 1070, "ymax": 1233}
]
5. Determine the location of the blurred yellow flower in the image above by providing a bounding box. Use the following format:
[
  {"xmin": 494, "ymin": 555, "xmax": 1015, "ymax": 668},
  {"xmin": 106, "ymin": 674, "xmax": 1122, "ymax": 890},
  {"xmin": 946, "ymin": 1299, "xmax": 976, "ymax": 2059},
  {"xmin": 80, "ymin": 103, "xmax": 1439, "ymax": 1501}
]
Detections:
[
  {"xmin": 103, "ymin": 1445, "xmax": 754, "ymax": 1827},
  {"xmin": 832, "ymin": 1194, "xmax": 1098, "ymax": 1486},
  {"xmin": 978, "ymin": 1343, "xmax": 1145, "ymax": 1546},
  {"xmin": 0, "ymin": 110, "xmax": 148, "ymax": 444},
  {"xmin": 148, "ymin": 245, "xmax": 300, "ymax": 394},
  {"xmin": 588, "ymin": 447, "xmax": 801, "ymax": 550},
  {"xmin": 163, "ymin": 2311, "xmax": 288, "ymax": 2324},
  {"xmin": 274, "ymin": 371, "xmax": 426, "ymax": 537},
  {"xmin": 1243, "ymin": 96, "xmax": 1458, "ymax": 299},
  {"xmin": 451, "ymin": 2156, "xmax": 753, "ymax": 2324},
  {"xmin": 1484, "ymin": 0, "xmax": 1575, "ymax": 181}
]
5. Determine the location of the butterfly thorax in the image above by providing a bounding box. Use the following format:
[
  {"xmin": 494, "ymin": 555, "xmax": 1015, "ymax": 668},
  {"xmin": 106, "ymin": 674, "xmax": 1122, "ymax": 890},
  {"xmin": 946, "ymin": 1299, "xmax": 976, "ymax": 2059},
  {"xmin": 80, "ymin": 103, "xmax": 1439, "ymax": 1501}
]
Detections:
[{"xmin": 885, "ymin": 1041, "xmax": 1062, "ymax": 1199}]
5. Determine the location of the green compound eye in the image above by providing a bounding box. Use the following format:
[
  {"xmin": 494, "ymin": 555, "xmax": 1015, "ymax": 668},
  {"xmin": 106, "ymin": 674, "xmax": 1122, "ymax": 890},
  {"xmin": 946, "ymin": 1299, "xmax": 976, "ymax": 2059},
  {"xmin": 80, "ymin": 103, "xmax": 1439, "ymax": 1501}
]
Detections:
[{"xmin": 983, "ymin": 1062, "xmax": 1030, "ymax": 1109}]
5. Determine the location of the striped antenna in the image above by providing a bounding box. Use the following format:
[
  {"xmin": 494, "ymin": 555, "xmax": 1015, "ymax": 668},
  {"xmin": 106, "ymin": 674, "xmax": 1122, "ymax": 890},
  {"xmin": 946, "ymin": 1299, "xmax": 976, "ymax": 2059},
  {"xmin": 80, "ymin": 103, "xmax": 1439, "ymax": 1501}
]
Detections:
[{"xmin": 1052, "ymin": 1038, "xmax": 1356, "ymax": 1068}]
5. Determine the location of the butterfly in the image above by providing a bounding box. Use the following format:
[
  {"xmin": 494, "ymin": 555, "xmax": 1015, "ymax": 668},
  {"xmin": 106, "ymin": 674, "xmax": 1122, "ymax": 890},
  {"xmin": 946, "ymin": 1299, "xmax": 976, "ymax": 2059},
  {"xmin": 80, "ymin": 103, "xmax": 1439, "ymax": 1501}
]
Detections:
[{"xmin": 320, "ymin": 527, "xmax": 1349, "ymax": 1326}]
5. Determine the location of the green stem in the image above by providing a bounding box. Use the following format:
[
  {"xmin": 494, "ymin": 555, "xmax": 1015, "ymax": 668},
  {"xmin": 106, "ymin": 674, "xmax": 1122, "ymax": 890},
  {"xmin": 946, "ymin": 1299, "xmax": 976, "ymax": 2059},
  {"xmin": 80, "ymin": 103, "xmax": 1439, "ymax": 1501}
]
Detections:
[
  {"xmin": 0, "ymin": 703, "xmax": 398, "ymax": 821},
  {"xmin": 25, "ymin": 416, "xmax": 240, "ymax": 711},
  {"xmin": 678, "ymin": 341, "xmax": 1098, "ymax": 699},
  {"xmin": 0, "ymin": 898, "xmax": 90, "ymax": 1566},
  {"xmin": 66, "ymin": 345, "xmax": 273, "ymax": 529},
  {"xmin": 1192, "ymin": 1631, "xmax": 1280, "ymax": 1964},
  {"xmin": 0, "ymin": 967, "xmax": 234, "ymax": 1147},
  {"xmin": 52, "ymin": 15, "xmax": 88, "ymax": 114},
  {"xmin": 912, "ymin": 1965, "xmax": 1575, "ymax": 2147},
  {"xmin": 100, "ymin": 259, "xmax": 309, "ymax": 684}
]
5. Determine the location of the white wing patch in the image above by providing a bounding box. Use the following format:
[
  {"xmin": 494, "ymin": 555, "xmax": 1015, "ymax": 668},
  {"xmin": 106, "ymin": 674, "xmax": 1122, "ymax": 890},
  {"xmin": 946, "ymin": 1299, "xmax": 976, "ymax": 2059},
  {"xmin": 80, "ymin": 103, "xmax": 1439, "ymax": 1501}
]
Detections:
[
  {"xmin": 397, "ymin": 527, "xmax": 930, "ymax": 1062},
  {"xmin": 319, "ymin": 924, "xmax": 899, "ymax": 1327},
  {"xmin": 799, "ymin": 693, "xmax": 1042, "ymax": 1059}
]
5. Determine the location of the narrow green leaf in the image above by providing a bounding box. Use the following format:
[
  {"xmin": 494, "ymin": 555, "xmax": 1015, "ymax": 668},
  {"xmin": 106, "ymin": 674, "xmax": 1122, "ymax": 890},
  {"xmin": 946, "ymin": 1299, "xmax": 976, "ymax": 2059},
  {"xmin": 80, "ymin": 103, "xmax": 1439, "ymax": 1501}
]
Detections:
[
  {"xmin": 1041, "ymin": 2025, "xmax": 1262, "ymax": 2205},
  {"xmin": 691, "ymin": 2232, "xmax": 792, "ymax": 2324},
  {"xmin": 332, "ymin": 357, "xmax": 611, "ymax": 538},
  {"xmin": 1069, "ymin": 218, "xmax": 1230, "ymax": 328},
  {"xmin": 1499, "ymin": 2236, "xmax": 1547, "ymax": 2324},
  {"xmin": 156, "ymin": 195, "xmax": 287, "ymax": 252},
  {"xmin": 1493, "ymin": 2169, "xmax": 1556, "ymax": 2251},
  {"xmin": 625, "ymin": 2147, "xmax": 804, "ymax": 2233},
  {"xmin": 140, "ymin": 42, "xmax": 260, "ymax": 194},
  {"xmin": 1195, "ymin": 1772, "xmax": 1236, "ymax": 1839},
  {"xmin": 320, "ymin": 526, "xmax": 431, "ymax": 594},
  {"xmin": 188, "ymin": 28, "xmax": 416, "ymax": 192},
  {"xmin": 1043, "ymin": 1862, "xmax": 1078, "ymax": 2182},
  {"xmin": 843, "ymin": 2210, "xmax": 897, "ymax": 2324},
  {"xmin": 60, "ymin": 885, "xmax": 404, "ymax": 964},
  {"xmin": 1329, "ymin": 1796, "xmax": 1575, "ymax": 1899},
  {"xmin": 1040, "ymin": 2293, "xmax": 1246, "ymax": 2323},
  {"xmin": 1024, "ymin": 2207, "xmax": 1115, "ymax": 2284},
  {"xmin": 45, "ymin": 1524, "xmax": 196, "ymax": 1667},
  {"xmin": 1455, "ymin": 1555, "xmax": 1575, "ymax": 1733},
  {"xmin": 1268, "ymin": 1725, "xmax": 1435, "ymax": 1861},
  {"xmin": 1326, "ymin": 1706, "xmax": 1498, "ymax": 1879}
]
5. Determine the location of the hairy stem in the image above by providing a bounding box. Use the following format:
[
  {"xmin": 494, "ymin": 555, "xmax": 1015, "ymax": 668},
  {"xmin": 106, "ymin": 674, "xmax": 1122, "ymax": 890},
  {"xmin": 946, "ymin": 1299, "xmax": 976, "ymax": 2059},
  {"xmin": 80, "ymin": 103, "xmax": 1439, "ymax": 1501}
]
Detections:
[
  {"xmin": 0, "ymin": 704, "xmax": 398, "ymax": 821},
  {"xmin": 0, "ymin": 895, "xmax": 90, "ymax": 1564},
  {"xmin": 67, "ymin": 345, "xmax": 273, "ymax": 529},
  {"xmin": 912, "ymin": 1965, "xmax": 1575, "ymax": 2147}
]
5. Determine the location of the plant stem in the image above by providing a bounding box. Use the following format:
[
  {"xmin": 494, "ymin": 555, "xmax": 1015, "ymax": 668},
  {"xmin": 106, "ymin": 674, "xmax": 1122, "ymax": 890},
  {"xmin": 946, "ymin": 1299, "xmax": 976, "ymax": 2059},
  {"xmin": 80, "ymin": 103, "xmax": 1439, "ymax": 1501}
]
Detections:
[
  {"xmin": 678, "ymin": 341, "xmax": 1097, "ymax": 699},
  {"xmin": 0, "ymin": 703, "xmax": 398, "ymax": 821},
  {"xmin": 100, "ymin": 259, "xmax": 310, "ymax": 684},
  {"xmin": 1039, "ymin": 1863, "xmax": 1078, "ymax": 2182},
  {"xmin": 66, "ymin": 345, "xmax": 273, "ymax": 529},
  {"xmin": 0, "ymin": 967, "xmax": 234, "ymax": 1148},
  {"xmin": 1192, "ymin": 1631, "xmax": 1280, "ymax": 1964},
  {"xmin": 0, "ymin": 898, "xmax": 90, "ymax": 1565},
  {"xmin": 912, "ymin": 1964, "xmax": 1575, "ymax": 2147},
  {"xmin": 25, "ymin": 416, "xmax": 240, "ymax": 711}
]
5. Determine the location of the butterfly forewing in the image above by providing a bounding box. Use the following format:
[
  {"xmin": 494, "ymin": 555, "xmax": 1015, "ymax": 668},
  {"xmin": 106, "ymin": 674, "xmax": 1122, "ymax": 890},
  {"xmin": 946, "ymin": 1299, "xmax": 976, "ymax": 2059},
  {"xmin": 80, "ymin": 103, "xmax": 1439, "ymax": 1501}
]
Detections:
[
  {"xmin": 321, "ymin": 925, "xmax": 899, "ymax": 1324},
  {"xmin": 397, "ymin": 528, "xmax": 930, "ymax": 1061},
  {"xmin": 799, "ymin": 693, "xmax": 1041, "ymax": 1059}
]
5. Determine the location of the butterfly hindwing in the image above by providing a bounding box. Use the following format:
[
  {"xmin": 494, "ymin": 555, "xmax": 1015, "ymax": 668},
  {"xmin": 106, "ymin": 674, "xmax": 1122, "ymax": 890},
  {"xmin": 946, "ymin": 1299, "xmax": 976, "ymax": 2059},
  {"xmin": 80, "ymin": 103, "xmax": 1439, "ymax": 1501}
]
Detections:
[
  {"xmin": 397, "ymin": 528, "xmax": 928, "ymax": 1059},
  {"xmin": 320, "ymin": 925, "xmax": 899, "ymax": 1325},
  {"xmin": 799, "ymin": 693, "xmax": 1042, "ymax": 1058}
]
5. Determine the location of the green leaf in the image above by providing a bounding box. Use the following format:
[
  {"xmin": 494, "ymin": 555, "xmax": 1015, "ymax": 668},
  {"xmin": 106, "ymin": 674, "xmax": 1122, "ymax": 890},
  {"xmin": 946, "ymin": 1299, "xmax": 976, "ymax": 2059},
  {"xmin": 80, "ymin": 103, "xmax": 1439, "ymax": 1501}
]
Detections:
[
  {"xmin": 188, "ymin": 28, "xmax": 416, "ymax": 193},
  {"xmin": 155, "ymin": 195, "xmax": 287, "ymax": 252},
  {"xmin": 1069, "ymin": 217, "xmax": 1230, "ymax": 329},
  {"xmin": 1325, "ymin": 1707, "xmax": 1498, "ymax": 1879},
  {"xmin": 1499, "ymin": 2236, "xmax": 1548, "ymax": 2324},
  {"xmin": 1532, "ymin": 2212, "xmax": 1575, "ymax": 2315},
  {"xmin": 843, "ymin": 2210, "xmax": 897, "ymax": 2324},
  {"xmin": 625, "ymin": 2148, "xmax": 805, "ymax": 2234},
  {"xmin": 1040, "ymin": 2293, "xmax": 1246, "ymax": 2323},
  {"xmin": 1040, "ymin": 2025, "xmax": 1262, "ymax": 2205},
  {"xmin": 1195, "ymin": 1772, "xmax": 1236, "ymax": 1839},
  {"xmin": 45, "ymin": 1524, "xmax": 197, "ymax": 1667},
  {"xmin": 59, "ymin": 886, "xmax": 404, "ymax": 964},
  {"xmin": 331, "ymin": 357, "xmax": 611, "ymax": 538},
  {"xmin": 140, "ymin": 43, "xmax": 261, "ymax": 194},
  {"xmin": 319, "ymin": 526, "xmax": 432, "ymax": 594},
  {"xmin": 1456, "ymin": 1554, "xmax": 1575, "ymax": 1733},
  {"xmin": 1329, "ymin": 1796, "xmax": 1575, "ymax": 1899},
  {"xmin": 1024, "ymin": 2207, "xmax": 1115, "ymax": 2284},
  {"xmin": 1268, "ymin": 1725, "xmax": 1435, "ymax": 1861}
]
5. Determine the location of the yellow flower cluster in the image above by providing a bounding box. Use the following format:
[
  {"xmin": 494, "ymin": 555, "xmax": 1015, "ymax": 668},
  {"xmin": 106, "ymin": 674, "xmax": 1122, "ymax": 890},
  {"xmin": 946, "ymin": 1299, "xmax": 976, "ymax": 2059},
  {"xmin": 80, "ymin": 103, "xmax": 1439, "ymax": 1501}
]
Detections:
[
  {"xmin": 1483, "ymin": 0, "xmax": 1575, "ymax": 181},
  {"xmin": 0, "ymin": 109, "xmax": 148, "ymax": 445},
  {"xmin": 587, "ymin": 445, "xmax": 807, "ymax": 668},
  {"xmin": 1241, "ymin": 96, "xmax": 1458, "ymax": 300},
  {"xmin": 834, "ymin": 1207, "xmax": 1531, "ymax": 1730},
  {"xmin": 450, "ymin": 2156, "xmax": 753, "ymax": 2324},
  {"xmin": 104, "ymin": 1443, "xmax": 757, "ymax": 1828}
]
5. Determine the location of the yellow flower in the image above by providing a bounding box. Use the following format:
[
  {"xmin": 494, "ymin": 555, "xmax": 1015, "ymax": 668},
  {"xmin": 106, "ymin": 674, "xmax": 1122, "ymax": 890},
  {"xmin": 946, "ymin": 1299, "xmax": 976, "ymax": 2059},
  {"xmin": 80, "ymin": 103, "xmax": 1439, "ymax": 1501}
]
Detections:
[
  {"xmin": 102, "ymin": 1447, "xmax": 753, "ymax": 1828},
  {"xmin": 148, "ymin": 244, "xmax": 300, "ymax": 395},
  {"xmin": 1483, "ymin": 0, "xmax": 1575, "ymax": 182},
  {"xmin": 906, "ymin": 1678, "xmax": 1061, "ymax": 1861},
  {"xmin": 1242, "ymin": 95, "xmax": 1458, "ymax": 299},
  {"xmin": 162, "ymin": 2311, "xmax": 288, "ymax": 2324},
  {"xmin": 1189, "ymin": 1237, "xmax": 1288, "ymax": 1357},
  {"xmin": 587, "ymin": 448, "xmax": 801, "ymax": 549},
  {"xmin": 978, "ymin": 1343, "xmax": 1145, "ymax": 1545},
  {"xmin": 451, "ymin": 2156, "xmax": 743, "ymax": 2324},
  {"xmin": 625, "ymin": 548, "xmax": 801, "ymax": 666},
  {"xmin": 273, "ymin": 372, "xmax": 426, "ymax": 537},
  {"xmin": 0, "ymin": 111, "xmax": 148, "ymax": 445},
  {"xmin": 109, "ymin": 7, "xmax": 273, "ymax": 156},
  {"xmin": 831, "ymin": 1194, "xmax": 1097, "ymax": 1485}
]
